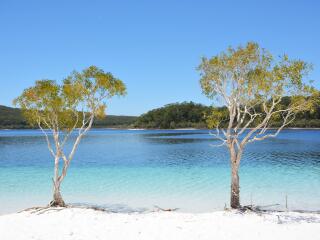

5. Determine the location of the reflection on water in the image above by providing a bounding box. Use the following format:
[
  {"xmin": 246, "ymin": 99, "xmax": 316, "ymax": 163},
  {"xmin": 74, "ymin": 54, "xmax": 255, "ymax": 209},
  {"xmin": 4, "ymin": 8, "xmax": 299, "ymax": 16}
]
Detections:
[{"xmin": 0, "ymin": 129, "xmax": 319, "ymax": 214}]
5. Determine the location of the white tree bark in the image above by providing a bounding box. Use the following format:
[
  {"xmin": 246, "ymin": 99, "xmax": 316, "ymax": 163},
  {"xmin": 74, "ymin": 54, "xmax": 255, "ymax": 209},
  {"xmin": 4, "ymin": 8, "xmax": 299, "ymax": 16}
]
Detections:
[
  {"xmin": 37, "ymin": 109, "xmax": 95, "ymax": 207},
  {"xmin": 209, "ymin": 84, "xmax": 300, "ymax": 208}
]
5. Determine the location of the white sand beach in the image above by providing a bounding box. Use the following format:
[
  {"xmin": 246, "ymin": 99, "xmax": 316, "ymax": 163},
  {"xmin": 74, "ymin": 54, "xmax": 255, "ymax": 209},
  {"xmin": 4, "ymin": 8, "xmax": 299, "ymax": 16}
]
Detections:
[{"xmin": 0, "ymin": 207, "xmax": 319, "ymax": 240}]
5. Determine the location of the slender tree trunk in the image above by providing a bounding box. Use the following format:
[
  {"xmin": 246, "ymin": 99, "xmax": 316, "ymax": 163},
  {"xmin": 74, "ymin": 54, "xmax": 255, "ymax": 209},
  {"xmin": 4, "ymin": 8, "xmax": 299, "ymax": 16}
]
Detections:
[
  {"xmin": 229, "ymin": 144, "xmax": 242, "ymax": 209},
  {"xmin": 51, "ymin": 183, "xmax": 66, "ymax": 207},
  {"xmin": 230, "ymin": 163, "xmax": 240, "ymax": 209},
  {"xmin": 47, "ymin": 120, "xmax": 92, "ymax": 208},
  {"xmin": 50, "ymin": 154, "xmax": 66, "ymax": 207}
]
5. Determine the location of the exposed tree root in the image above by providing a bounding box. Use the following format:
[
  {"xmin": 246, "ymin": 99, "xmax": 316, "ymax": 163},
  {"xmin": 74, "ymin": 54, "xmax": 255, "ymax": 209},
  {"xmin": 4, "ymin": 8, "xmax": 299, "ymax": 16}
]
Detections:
[
  {"xmin": 20, "ymin": 204, "xmax": 110, "ymax": 215},
  {"xmin": 222, "ymin": 204, "xmax": 282, "ymax": 214},
  {"xmin": 49, "ymin": 200, "xmax": 66, "ymax": 208},
  {"xmin": 19, "ymin": 206, "xmax": 68, "ymax": 215},
  {"xmin": 154, "ymin": 205, "xmax": 179, "ymax": 212}
]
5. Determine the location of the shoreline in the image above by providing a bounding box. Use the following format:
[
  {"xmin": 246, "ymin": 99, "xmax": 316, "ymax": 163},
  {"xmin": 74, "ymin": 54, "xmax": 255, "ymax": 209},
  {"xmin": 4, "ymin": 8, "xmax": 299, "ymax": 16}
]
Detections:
[
  {"xmin": 1, "ymin": 127, "xmax": 320, "ymax": 131},
  {"xmin": 0, "ymin": 207, "xmax": 319, "ymax": 240},
  {"xmin": 1, "ymin": 203, "xmax": 320, "ymax": 217}
]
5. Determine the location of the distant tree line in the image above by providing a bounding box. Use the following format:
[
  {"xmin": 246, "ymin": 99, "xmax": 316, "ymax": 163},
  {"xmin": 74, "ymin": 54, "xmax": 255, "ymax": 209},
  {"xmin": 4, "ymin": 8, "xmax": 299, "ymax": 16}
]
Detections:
[
  {"xmin": 0, "ymin": 105, "xmax": 137, "ymax": 129},
  {"xmin": 134, "ymin": 96, "xmax": 320, "ymax": 129},
  {"xmin": 134, "ymin": 102, "xmax": 210, "ymax": 129},
  {"xmin": 1, "ymin": 95, "xmax": 320, "ymax": 129}
]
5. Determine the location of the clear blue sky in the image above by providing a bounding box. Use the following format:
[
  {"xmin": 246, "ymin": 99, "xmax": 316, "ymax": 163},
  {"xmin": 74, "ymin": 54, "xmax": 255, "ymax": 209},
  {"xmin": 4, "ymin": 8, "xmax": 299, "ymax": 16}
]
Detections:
[{"xmin": 1, "ymin": 0, "xmax": 319, "ymax": 116}]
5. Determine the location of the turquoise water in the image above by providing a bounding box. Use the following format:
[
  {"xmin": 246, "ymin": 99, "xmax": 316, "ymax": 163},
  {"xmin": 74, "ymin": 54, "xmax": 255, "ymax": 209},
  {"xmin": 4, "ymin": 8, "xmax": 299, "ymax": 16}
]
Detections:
[{"xmin": 0, "ymin": 129, "xmax": 319, "ymax": 214}]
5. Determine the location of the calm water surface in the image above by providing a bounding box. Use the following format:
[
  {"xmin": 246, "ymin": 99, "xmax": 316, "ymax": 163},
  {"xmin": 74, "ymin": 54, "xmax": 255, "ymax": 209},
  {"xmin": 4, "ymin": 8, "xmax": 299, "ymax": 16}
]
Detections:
[{"xmin": 0, "ymin": 129, "xmax": 319, "ymax": 214}]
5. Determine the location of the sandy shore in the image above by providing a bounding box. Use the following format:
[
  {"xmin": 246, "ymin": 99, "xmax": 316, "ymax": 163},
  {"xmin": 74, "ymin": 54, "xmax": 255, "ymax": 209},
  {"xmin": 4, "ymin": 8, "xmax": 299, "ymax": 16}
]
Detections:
[{"xmin": 0, "ymin": 207, "xmax": 319, "ymax": 240}]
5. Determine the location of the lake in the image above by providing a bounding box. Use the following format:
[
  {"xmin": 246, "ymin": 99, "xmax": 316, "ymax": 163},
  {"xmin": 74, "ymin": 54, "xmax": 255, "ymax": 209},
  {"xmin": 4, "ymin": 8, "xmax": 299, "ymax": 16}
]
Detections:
[{"xmin": 0, "ymin": 129, "xmax": 319, "ymax": 214}]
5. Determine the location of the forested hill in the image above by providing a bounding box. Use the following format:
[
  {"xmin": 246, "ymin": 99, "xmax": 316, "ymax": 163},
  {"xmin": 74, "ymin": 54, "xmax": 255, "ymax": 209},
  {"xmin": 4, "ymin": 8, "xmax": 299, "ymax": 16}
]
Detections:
[
  {"xmin": 134, "ymin": 102, "xmax": 211, "ymax": 129},
  {"xmin": 0, "ymin": 105, "xmax": 137, "ymax": 129},
  {"xmin": 0, "ymin": 105, "xmax": 27, "ymax": 129},
  {"xmin": 133, "ymin": 100, "xmax": 320, "ymax": 129}
]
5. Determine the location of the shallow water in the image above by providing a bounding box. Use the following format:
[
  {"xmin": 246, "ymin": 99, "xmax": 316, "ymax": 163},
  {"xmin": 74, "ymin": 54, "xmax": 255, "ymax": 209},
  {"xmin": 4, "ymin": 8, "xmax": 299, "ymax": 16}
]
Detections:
[{"xmin": 0, "ymin": 129, "xmax": 319, "ymax": 214}]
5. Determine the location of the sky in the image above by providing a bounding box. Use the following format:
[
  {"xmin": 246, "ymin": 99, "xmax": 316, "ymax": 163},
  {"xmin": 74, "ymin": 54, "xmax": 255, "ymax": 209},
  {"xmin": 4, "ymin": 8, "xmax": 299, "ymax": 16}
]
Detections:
[{"xmin": 0, "ymin": 0, "xmax": 319, "ymax": 116}]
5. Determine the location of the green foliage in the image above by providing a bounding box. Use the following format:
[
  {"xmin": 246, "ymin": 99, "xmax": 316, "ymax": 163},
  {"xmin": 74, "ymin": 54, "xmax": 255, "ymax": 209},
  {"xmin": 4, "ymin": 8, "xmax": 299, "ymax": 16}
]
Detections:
[
  {"xmin": 198, "ymin": 42, "xmax": 315, "ymax": 130},
  {"xmin": 93, "ymin": 115, "xmax": 137, "ymax": 128},
  {"xmin": 134, "ymin": 102, "xmax": 211, "ymax": 129},
  {"xmin": 205, "ymin": 107, "xmax": 228, "ymax": 129},
  {"xmin": 13, "ymin": 66, "xmax": 126, "ymax": 131},
  {"xmin": 199, "ymin": 42, "xmax": 312, "ymax": 102},
  {"xmin": 0, "ymin": 105, "xmax": 137, "ymax": 129},
  {"xmin": 205, "ymin": 94, "xmax": 320, "ymax": 129}
]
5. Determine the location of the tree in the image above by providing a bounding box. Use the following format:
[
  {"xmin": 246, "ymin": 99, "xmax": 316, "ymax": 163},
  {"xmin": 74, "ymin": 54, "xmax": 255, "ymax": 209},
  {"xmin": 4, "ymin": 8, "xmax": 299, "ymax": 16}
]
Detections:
[
  {"xmin": 14, "ymin": 66, "xmax": 126, "ymax": 207},
  {"xmin": 198, "ymin": 42, "xmax": 315, "ymax": 209}
]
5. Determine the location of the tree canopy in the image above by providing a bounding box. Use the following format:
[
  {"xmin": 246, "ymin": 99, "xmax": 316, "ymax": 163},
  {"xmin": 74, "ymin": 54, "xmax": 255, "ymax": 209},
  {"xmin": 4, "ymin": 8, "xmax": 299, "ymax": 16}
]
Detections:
[
  {"xmin": 199, "ymin": 42, "xmax": 315, "ymax": 135},
  {"xmin": 14, "ymin": 66, "xmax": 126, "ymax": 131}
]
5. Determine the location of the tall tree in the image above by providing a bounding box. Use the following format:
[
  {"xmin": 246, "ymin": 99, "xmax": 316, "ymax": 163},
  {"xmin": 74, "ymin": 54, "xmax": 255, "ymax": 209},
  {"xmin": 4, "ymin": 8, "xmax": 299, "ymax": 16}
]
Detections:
[
  {"xmin": 14, "ymin": 66, "xmax": 126, "ymax": 207},
  {"xmin": 198, "ymin": 42, "xmax": 314, "ymax": 209}
]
